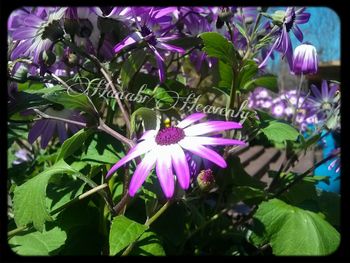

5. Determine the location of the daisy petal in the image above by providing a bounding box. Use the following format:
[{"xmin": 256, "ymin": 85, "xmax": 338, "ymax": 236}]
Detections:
[
  {"xmin": 149, "ymin": 44, "xmax": 166, "ymax": 83},
  {"xmin": 106, "ymin": 139, "xmax": 156, "ymax": 178},
  {"xmin": 156, "ymin": 146, "xmax": 174, "ymax": 198},
  {"xmin": 114, "ymin": 32, "xmax": 141, "ymax": 53},
  {"xmin": 184, "ymin": 121, "xmax": 242, "ymax": 136},
  {"xmin": 292, "ymin": 26, "xmax": 303, "ymax": 42},
  {"xmin": 28, "ymin": 119, "xmax": 47, "ymax": 144},
  {"xmin": 156, "ymin": 43, "xmax": 185, "ymax": 54},
  {"xmin": 41, "ymin": 121, "xmax": 56, "ymax": 149},
  {"xmin": 129, "ymin": 149, "xmax": 157, "ymax": 196},
  {"xmin": 171, "ymin": 144, "xmax": 190, "ymax": 189},
  {"xmin": 311, "ymin": 84, "xmax": 322, "ymax": 99},
  {"xmin": 177, "ymin": 113, "xmax": 207, "ymax": 129},
  {"xmin": 139, "ymin": 129, "xmax": 158, "ymax": 141},
  {"xmin": 183, "ymin": 136, "xmax": 246, "ymax": 146},
  {"xmin": 179, "ymin": 140, "xmax": 227, "ymax": 168},
  {"xmin": 321, "ymin": 80, "xmax": 328, "ymax": 98}
]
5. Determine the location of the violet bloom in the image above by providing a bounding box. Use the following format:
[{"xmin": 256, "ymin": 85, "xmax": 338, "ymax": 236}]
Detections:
[
  {"xmin": 292, "ymin": 43, "xmax": 318, "ymax": 75},
  {"xmin": 107, "ymin": 113, "xmax": 245, "ymax": 198},
  {"xmin": 9, "ymin": 7, "xmax": 66, "ymax": 62},
  {"xmin": 113, "ymin": 7, "xmax": 185, "ymax": 83},
  {"xmin": 259, "ymin": 7, "xmax": 310, "ymax": 69},
  {"xmin": 28, "ymin": 108, "xmax": 85, "ymax": 149},
  {"xmin": 307, "ymin": 80, "xmax": 340, "ymax": 120}
]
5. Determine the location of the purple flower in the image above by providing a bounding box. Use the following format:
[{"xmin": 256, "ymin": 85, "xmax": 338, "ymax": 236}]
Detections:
[
  {"xmin": 307, "ymin": 80, "xmax": 340, "ymax": 120},
  {"xmin": 113, "ymin": 7, "xmax": 185, "ymax": 83},
  {"xmin": 9, "ymin": 7, "xmax": 66, "ymax": 62},
  {"xmin": 13, "ymin": 149, "xmax": 33, "ymax": 165},
  {"xmin": 259, "ymin": 7, "xmax": 310, "ymax": 69},
  {"xmin": 292, "ymin": 43, "xmax": 318, "ymax": 75},
  {"xmin": 107, "ymin": 113, "xmax": 245, "ymax": 198},
  {"xmin": 28, "ymin": 108, "xmax": 85, "ymax": 149}
]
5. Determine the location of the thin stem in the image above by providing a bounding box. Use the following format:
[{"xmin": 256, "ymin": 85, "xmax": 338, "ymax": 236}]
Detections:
[
  {"xmin": 292, "ymin": 74, "xmax": 305, "ymax": 125},
  {"xmin": 98, "ymin": 120, "xmax": 135, "ymax": 149},
  {"xmin": 121, "ymin": 201, "xmax": 172, "ymax": 256},
  {"xmin": 99, "ymin": 67, "xmax": 131, "ymax": 133},
  {"xmin": 272, "ymin": 150, "xmax": 340, "ymax": 198},
  {"xmin": 33, "ymin": 109, "xmax": 87, "ymax": 127}
]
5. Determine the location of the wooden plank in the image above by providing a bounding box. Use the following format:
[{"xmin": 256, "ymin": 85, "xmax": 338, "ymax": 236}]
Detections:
[{"xmin": 238, "ymin": 145, "xmax": 265, "ymax": 166}]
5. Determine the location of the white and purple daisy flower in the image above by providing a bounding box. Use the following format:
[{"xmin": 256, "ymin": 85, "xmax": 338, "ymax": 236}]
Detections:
[
  {"xmin": 113, "ymin": 7, "xmax": 185, "ymax": 83},
  {"xmin": 106, "ymin": 113, "xmax": 245, "ymax": 198},
  {"xmin": 9, "ymin": 7, "xmax": 67, "ymax": 62},
  {"xmin": 259, "ymin": 7, "xmax": 311, "ymax": 69}
]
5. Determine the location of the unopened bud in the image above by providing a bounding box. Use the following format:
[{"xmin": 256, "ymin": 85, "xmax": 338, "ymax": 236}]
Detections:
[{"xmin": 197, "ymin": 169, "xmax": 215, "ymax": 191}]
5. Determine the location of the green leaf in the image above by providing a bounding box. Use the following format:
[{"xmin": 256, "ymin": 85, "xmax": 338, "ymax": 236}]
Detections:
[
  {"xmin": 42, "ymin": 90, "xmax": 94, "ymax": 114},
  {"xmin": 242, "ymin": 75, "xmax": 278, "ymax": 92},
  {"xmin": 130, "ymin": 107, "xmax": 158, "ymax": 134},
  {"xmin": 81, "ymin": 132, "xmax": 124, "ymax": 165},
  {"xmin": 232, "ymin": 186, "xmax": 266, "ymax": 202},
  {"xmin": 56, "ymin": 129, "xmax": 92, "ymax": 161},
  {"xmin": 9, "ymin": 226, "xmax": 67, "ymax": 256},
  {"xmin": 120, "ymin": 49, "xmax": 147, "ymax": 89},
  {"xmin": 199, "ymin": 32, "xmax": 236, "ymax": 66},
  {"xmin": 130, "ymin": 231, "xmax": 165, "ymax": 256},
  {"xmin": 109, "ymin": 215, "xmax": 148, "ymax": 255},
  {"xmin": 237, "ymin": 60, "xmax": 258, "ymax": 91},
  {"xmin": 153, "ymin": 86, "xmax": 175, "ymax": 104},
  {"xmin": 13, "ymin": 160, "xmax": 77, "ymax": 231},
  {"xmin": 218, "ymin": 60, "xmax": 233, "ymax": 91},
  {"xmin": 261, "ymin": 121, "xmax": 299, "ymax": 143},
  {"xmin": 250, "ymin": 198, "xmax": 340, "ymax": 255}
]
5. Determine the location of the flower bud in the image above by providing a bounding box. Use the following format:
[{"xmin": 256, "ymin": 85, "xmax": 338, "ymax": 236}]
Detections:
[
  {"xmin": 41, "ymin": 50, "xmax": 56, "ymax": 67},
  {"xmin": 41, "ymin": 20, "xmax": 64, "ymax": 42},
  {"xmin": 292, "ymin": 43, "xmax": 318, "ymax": 75},
  {"xmin": 197, "ymin": 169, "xmax": 215, "ymax": 191}
]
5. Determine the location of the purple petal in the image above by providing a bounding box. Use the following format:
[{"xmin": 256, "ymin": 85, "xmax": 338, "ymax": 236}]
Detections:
[
  {"xmin": 156, "ymin": 43, "xmax": 185, "ymax": 53},
  {"xmin": 295, "ymin": 13, "xmax": 311, "ymax": 24},
  {"xmin": 183, "ymin": 136, "xmax": 246, "ymax": 146},
  {"xmin": 28, "ymin": 119, "xmax": 47, "ymax": 144},
  {"xmin": 40, "ymin": 121, "xmax": 56, "ymax": 149},
  {"xmin": 11, "ymin": 40, "xmax": 31, "ymax": 60},
  {"xmin": 292, "ymin": 26, "xmax": 303, "ymax": 42},
  {"xmin": 177, "ymin": 113, "xmax": 207, "ymax": 129},
  {"xmin": 184, "ymin": 121, "xmax": 242, "ymax": 136},
  {"xmin": 149, "ymin": 44, "xmax": 166, "ymax": 83},
  {"xmin": 57, "ymin": 122, "xmax": 68, "ymax": 143},
  {"xmin": 128, "ymin": 149, "xmax": 157, "ymax": 196},
  {"xmin": 311, "ymin": 84, "xmax": 322, "ymax": 99},
  {"xmin": 106, "ymin": 139, "xmax": 156, "ymax": 178},
  {"xmin": 23, "ymin": 15, "xmax": 43, "ymax": 26},
  {"xmin": 114, "ymin": 33, "xmax": 141, "ymax": 53},
  {"xmin": 12, "ymin": 27, "xmax": 36, "ymax": 40},
  {"xmin": 321, "ymin": 80, "xmax": 328, "ymax": 98},
  {"xmin": 259, "ymin": 37, "xmax": 279, "ymax": 69},
  {"xmin": 156, "ymin": 146, "xmax": 174, "ymax": 198},
  {"xmin": 67, "ymin": 124, "xmax": 80, "ymax": 134},
  {"xmin": 179, "ymin": 140, "xmax": 227, "ymax": 168},
  {"xmin": 152, "ymin": 7, "xmax": 177, "ymax": 19},
  {"xmin": 170, "ymin": 144, "xmax": 190, "ymax": 190},
  {"xmin": 328, "ymin": 84, "xmax": 339, "ymax": 98}
]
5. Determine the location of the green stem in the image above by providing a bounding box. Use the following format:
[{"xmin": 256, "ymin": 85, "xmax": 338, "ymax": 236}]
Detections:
[
  {"xmin": 292, "ymin": 74, "xmax": 305, "ymax": 125},
  {"xmin": 121, "ymin": 201, "xmax": 172, "ymax": 256}
]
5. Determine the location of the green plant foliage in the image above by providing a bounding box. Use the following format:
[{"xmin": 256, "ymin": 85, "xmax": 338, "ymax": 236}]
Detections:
[{"xmin": 250, "ymin": 198, "xmax": 340, "ymax": 255}]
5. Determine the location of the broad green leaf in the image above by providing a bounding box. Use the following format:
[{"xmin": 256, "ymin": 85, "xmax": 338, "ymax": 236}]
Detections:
[
  {"xmin": 250, "ymin": 198, "xmax": 340, "ymax": 255},
  {"xmin": 81, "ymin": 132, "xmax": 124, "ymax": 165},
  {"xmin": 42, "ymin": 90, "xmax": 94, "ymax": 114},
  {"xmin": 46, "ymin": 176, "xmax": 86, "ymax": 214},
  {"xmin": 130, "ymin": 107, "xmax": 158, "ymax": 134},
  {"xmin": 261, "ymin": 121, "xmax": 299, "ymax": 143},
  {"xmin": 232, "ymin": 186, "xmax": 266, "ymax": 202},
  {"xmin": 9, "ymin": 226, "xmax": 67, "ymax": 256},
  {"xmin": 153, "ymin": 86, "xmax": 175, "ymax": 104},
  {"xmin": 130, "ymin": 231, "xmax": 165, "ymax": 256},
  {"xmin": 56, "ymin": 129, "xmax": 92, "ymax": 161},
  {"xmin": 109, "ymin": 215, "xmax": 148, "ymax": 255},
  {"xmin": 120, "ymin": 49, "xmax": 147, "ymax": 89},
  {"xmin": 237, "ymin": 60, "xmax": 258, "ymax": 91},
  {"xmin": 242, "ymin": 75, "xmax": 278, "ymax": 92},
  {"xmin": 199, "ymin": 32, "xmax": 236, "ymax": 66},
  {"xmin": 218, "ymin": 60, "xmax": 233, "ymax": 91},
  {"xmin": 13, "ymin": 160, "xmax": 77, "ymax": 231},
  {"xmin": 316, "ymin": 190, "xmax": 340, "ymax": 227}
]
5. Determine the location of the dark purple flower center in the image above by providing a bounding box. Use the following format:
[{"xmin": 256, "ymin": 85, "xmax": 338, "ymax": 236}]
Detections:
[
  {"xmin": 285, "ymin": 12, "xmax": 296, "ymax": 32},
  {"xmin": 140, "ymin": 25, "xmax": 157, "ymax": 46},
  {"xmin": 155, "ymin": 127, "xmax": 185, "ymax": 145},
  {"xmin": 42, "ymin": 20, "xmax": 64, "ymax": 41},
  {"xmin": 77, "ymin": 19, "xmax": 93, "ymax": 38}
]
